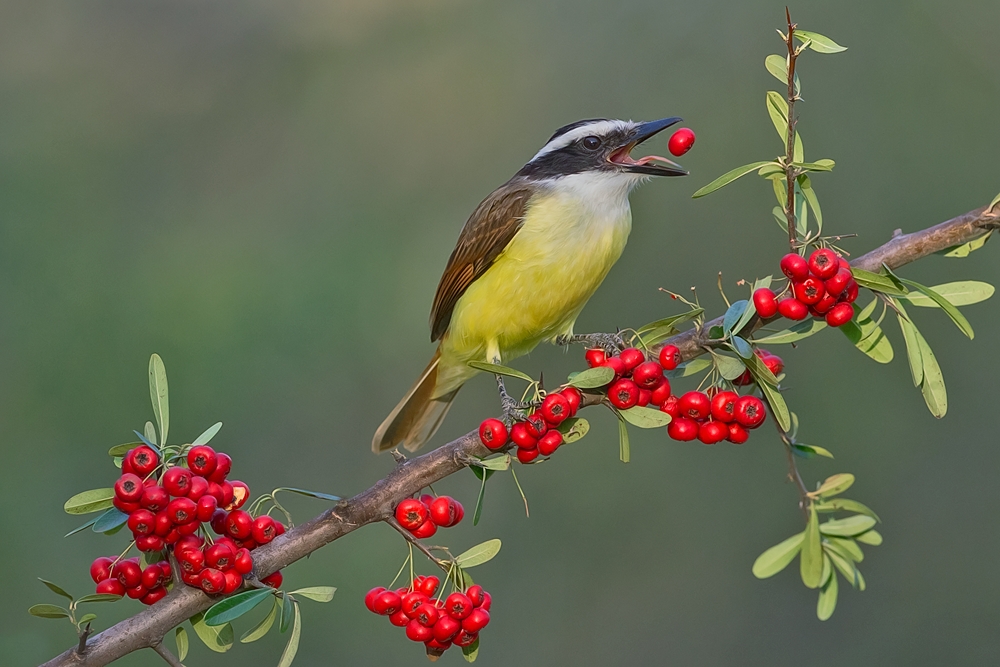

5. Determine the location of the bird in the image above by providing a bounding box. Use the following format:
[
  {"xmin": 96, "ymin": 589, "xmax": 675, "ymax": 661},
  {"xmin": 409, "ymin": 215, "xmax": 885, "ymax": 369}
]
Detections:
[{"xmin": 373, "ymin": 117, "xmax": 687, "ymax": 453}]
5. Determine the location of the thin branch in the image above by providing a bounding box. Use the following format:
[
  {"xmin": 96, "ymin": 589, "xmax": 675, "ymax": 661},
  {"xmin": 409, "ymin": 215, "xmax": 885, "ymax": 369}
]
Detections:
[
  {"xmin": 39, "ymin": 201, "xmax": 996, "ymax": 667},
  {"xmin": 779, "ymin": 431, "xmax": 810, "ymax": 517},
  {"xmin": 783, "ymin": 7, "xmax": 801, "ymax": 250},
  {"xmin": 77, "ymin": 622, "xmax": 93, "ymax": 656},
  {"xmin": 385, "ymin": 517, "xmax": 447, "ymax": 572},
  {"xmin": 151, "ymin": 642, "xmax": 184, "ymax": 667}
]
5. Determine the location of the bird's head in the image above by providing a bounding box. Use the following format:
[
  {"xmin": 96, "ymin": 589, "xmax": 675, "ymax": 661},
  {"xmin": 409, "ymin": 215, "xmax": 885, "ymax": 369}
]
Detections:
[{"xmin": 517, "ymin": 117, "xmax": 688, "ymax": 181}]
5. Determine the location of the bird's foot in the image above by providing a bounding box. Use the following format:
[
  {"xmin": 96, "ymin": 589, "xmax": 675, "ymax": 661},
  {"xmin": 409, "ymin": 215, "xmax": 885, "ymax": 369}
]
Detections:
[
  {"xmin": 556, "ymin": 332, "xmax": 627, "ymax": 355},
  {"xmin": 500, "ymin": 394, "xmax": 529, "ymax": 426}
]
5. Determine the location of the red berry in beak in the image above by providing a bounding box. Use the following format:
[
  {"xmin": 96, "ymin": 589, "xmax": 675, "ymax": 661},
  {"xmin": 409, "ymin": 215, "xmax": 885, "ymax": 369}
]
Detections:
[{"xmin": 667, "ymin": 128, "xmax": 696, "ymax": 156}]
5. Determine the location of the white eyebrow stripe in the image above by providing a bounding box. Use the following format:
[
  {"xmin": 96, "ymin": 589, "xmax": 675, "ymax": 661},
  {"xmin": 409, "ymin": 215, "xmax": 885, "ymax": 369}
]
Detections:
[{"xmin": 530, "ymin": 120, "xmax": 636, "ymax": 162}]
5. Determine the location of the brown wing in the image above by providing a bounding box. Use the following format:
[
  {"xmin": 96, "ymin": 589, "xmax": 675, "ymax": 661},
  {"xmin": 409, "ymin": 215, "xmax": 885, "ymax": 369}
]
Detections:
[{"xmin": 429, "ymin": 182, "xmax": 534, "ymax": 341}]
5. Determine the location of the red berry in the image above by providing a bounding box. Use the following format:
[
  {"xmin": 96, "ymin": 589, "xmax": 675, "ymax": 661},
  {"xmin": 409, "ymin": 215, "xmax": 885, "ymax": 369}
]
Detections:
[
  {"xmin": 843, "ymin": 280, "xmax": 859, "ymax": 303},
  {"xmin": 461, "ymin": 608, "xmax": 491, "ymax": 633},
  {"xmin": 90, "ymin": 557, "xmax": 114, "ymax": 583},
  {"xmin": 825, "ymin": 302, "xmax": 854, "ymax": 328},
  {"xmin": 710, "ymin": 391, "xmax": 739, "ymax": 423},
  {"xmin": 127, "ymin": 509, "xmax": 156, "ymax": 536},
  {"xmin": 650, "ymin": 379, "xmax": 672, "ymax": 406},
  {"xmin": 200, "ymin": 568, "xmax": 226, "ymax": 595},
  {"xmin": 388, "ymin": 609, "xmax": 409, "ymax": 626},
  {"xmin": 175, "ymin": 534, "xmax": 203, "ymax": 554},
  {"xmin": 224, "ymin": 570, "xmax": 243, "ymax": 594},
  {"xmin": 637, "ymin": 388, "xmax": 651, "ymax": 407},
  {"xmin": 808, "ymin": 248, "xmax": 840, "ymax": 279},
  {"xmin": 196, "ymin": 495, "xmax": 218, "ymax": 522},
  {"xmin": 793, "ymin": 277, "xmax": 826, "ymax": 305},
  {"xmin": 524, "ymin": 413, "xmax": 548, "ymax": 438},
  {"xmin": 480, "ymin": 592, "xmax": 492, "ymax": 611},
  {"xmin": 429, "ymin": 497, "xmax": 463, "ymax": 528},
  {"xmin": 162, "ymin": 467, "xmax": 193, "ymax": 497},
  {"xmin": 698, "ymin": 421, "xmax": 728, "ymax": 444},
  {"xmin": 618, "ymin": 347, "xmax": 645, "ymax": 371},
  {"xmin": 678, "ymin": 391, "xmax": 710, "ymax": 420},
  {"xmin": 411, "ymin": 519, "xmax": 437, "ymax": 539},
  {"xmin": 261, "ymin": 570, "xmax": 283, "ymax": 589},
  {"xmin": 210, "ymin": 508, "xmax": 228, "ymax": 535},
  {"xmin": 166, "ymin": 497, "xmax": 197, "ymax": 525},
  {"xmin": 659, "ymin": 394, "xmax": 680, "ymax": 418},
  {"xmin": 125, "ymin": 446, "xmax": 159, "ymax": 477},
  {"xmin": 141, "ymin": 565, "xmax": 164, "ymax": 589},
  {"xmin": 136, "ymin": 534, "xmax": 165, "ymax": 552},
  {"xmin": 601, "ymin": 355, "xmax": 626, "ymax": 378},
  {"xmin": 205, "ymin": 543, "xmax": 236, "ymax": 570},
  {"xmin": 177, "ymin": 548, "xmax": 205, "ymax": 576},
  {"xmin": 632, "ymin": 361, "xmax": 664, "ymax": 389},
  {"xmin": 433, "ymin": 614, "xmax": 462, "ymax": 642},
  {"xmin": 126, "ymin": 584, "xmax": 149, "ymax": 600},
  {"xmin": 667, "ymin": 128, "xmax": 696, "ymax": 156},
  {"xmin": 140, "ymin": 485, "xmax": 169, "ymax": 512},
  {"xmin": 445, "ymin": 592, "xmax": 474, "ymax": 620},
  {"xmin": 478, "ymin": 418, "xmax": 508, "ymax": 450},
  {"xmin": 734, "ymin": 396, "xmax": 767, "ymax": 428},
  {"xmin": 141, "ymin": 586, "xmax": 167, "ymax": 606},
  {"xmin": 177, "ymin": 520, "xmax": 200, "ymax": 536},
  {"xmin": 234, "ymin": 548, "xmax": 253, "ymax": 575},
  {"xmin": 219, "ymin": 481, "xmax": 237, "ymax": 509},
  {"xmin": 252, "ymin": 515, "xmax": 278, "ymax": 544},
  {"xmin": 228, "ymin": 480, "xmax": 250, "ymax": 510},
  {"xmin": 406, "ymin": 619, "xmax": 434, "ymax": 642},
  {"xmin": 780, "ymin": 253, "xmax": 809, "ymax": 281},
  {"xmin": 186, "ymin": 445, "xmax": 217, "ymax": 477},
  {"xmin": 763, "ymin": 354, "xmax": 784, "ymax": 377},
  {"xmin": 225, "ymin": 510, "xmax": 254, "ymax": 540},
  {"xmin": 667, "ymin": 417, "xmax": 699, "ymax": 441},
  {"xmin": 516, "ymin": 447, "xmax": 540, "ymax": 463},
  {"xmin": 727, "ymin": 422, "xmax": 750, "ymax": 444},
  {"xmin": 402, "ymin": 591, "xmax": 430, "ymax": 617},
  {"xmin": 115, "ymin": 473, "xmax": 144, "ymax": 503},
  {"xmin": 584, "ymin": 348, "xmax": 606, "ymax": 367},
  {"xmin": 658, "ymin": 344, "xmax": 681, "ymax": 370},
  {"xmin": 825, "ymin": 268, "xmax": 853, "ymax": 297},
  {"xmin": 186, "ymin": 475, "xmax": 209, "ymax": 501},
  {"xmin": 453, "ymin": 630, "xmax": 479, "ymax": 648},
  {"xmin": 540, "ymin": 393, "xmax": 571, "ymax": 426},
  {"xmin": 395, "ymin": 498, "xmax": 428, "ymax": 530},
  {"xmin": 114, "ymin": 560, "xmax": 142, "ymax": 588},
  {"xmin": 415, "ymin": 575, "xmax": 439, "ymax": 596},
  {"xmin": 96, "ymin": 578, "xmax": 125, "ymax": 597},
  {"xmin": 560, "ymin": 387, "xmax": 583, "ymax": 415},
  {"xmin": 537, "ymin": 429, "xmax": 563, "ymax": 456},
  {"xmin": 777, "ymin": 297, "xmax": 809, "ymax": 320},
  {"xmin": 465, "ymin": 585, "xmax": 486, "ymax": 607},
  {"xmin": 414, "ymin": 602, "xmax": 440, "ymax": 628},
  {"xmin": 812, "ymin": 291, "xmax": 838, "ymax": 315},
  {"xmin": 509, "ymin": 422, "xmax": 538, "ymax": 450},
  {"xmin": 608, "ymin": 378, "xmax": 640, "ymax": 410},
  {"xmin": 209, "ymin": 452, "xmax": 232, "ymax": 483},
  {"xmin": 753, "ymin": 288, "xmax": 779, "ymax": 318},
  {"xmin": 365, "ymin": 586, "xmax": 386, "ymax": 613}
]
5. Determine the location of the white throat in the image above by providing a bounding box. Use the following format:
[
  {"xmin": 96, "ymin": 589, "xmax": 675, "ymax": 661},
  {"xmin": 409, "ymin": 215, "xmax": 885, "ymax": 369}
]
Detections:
[{"xmin": 539, "ymin": 170, "xmax": 646, "ymax": 219}]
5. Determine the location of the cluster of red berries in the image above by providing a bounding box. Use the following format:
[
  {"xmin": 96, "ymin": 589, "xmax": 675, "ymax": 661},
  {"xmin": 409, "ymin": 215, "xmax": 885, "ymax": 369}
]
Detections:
[
  {"xmin": 366, "ymin": 576, "xmax": 491, "ymax": 658},
  {"xmin": 395, "ymin": 494, "xmax": 464, "ymax": 539},
  {"xmin": 753, "ymin": 249, "xmax": 858, "ymax": 327},
  {"xmin": 101, "ymin": 443, "xmax": 286, "ymax": 598},
  {"xmin": 662, "ymin": 388, "xmax": 767, "ymax": 444},
  {"xmin": 90, "ymin": 556, "xmax": 171, "ymax": 606},
  {"xmin": 477, "ymin": 386, "xmax": 583, "ymax": 463}
]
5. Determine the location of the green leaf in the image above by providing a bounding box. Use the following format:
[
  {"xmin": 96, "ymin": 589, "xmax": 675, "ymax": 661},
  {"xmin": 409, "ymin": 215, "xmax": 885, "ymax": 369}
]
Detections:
[
  {"xmin": 816, "ymin": 568, "xmax": 838, "ymax": 621},
  {"xmin": 758, "ymin": 162, "xmax": 784, "ymax": 177},
  {"xmin": 473, "ymin": 454, "xmax": 511, "ymax": 471},
  {"xmin": 93, "ymin": 508, "xmax": 129, "ymax": 534},
  {"xmin": 764, "ymin": 54, "xmax": 800, "ymax": 93},
  {"xmin": 665, "ymin": 358, "xmax": 712, "ymax": 379},
  {"xmin": 916, "ymin": 325, "xmax": 947, "ymax": 417},
  {"xmin": 791, "ymin": 443, "xmax": 834, "ymax": 459},
  {"xmin": 144, "ymin": 421, "xmax": 157, "ymax": 447},
  {"xmin": 765, "ymin": 92, "xmax": 804, "ymax": 159},
  {"xmin": 193, "ymin": 422, "xmax": 223, "ymax": 447},
  {"xmin": 895, "ymin": 302, "xmax": 923, "ymax": 386},
  {"xmin": 814, "ymin": 498, "xmax": 880, "ymax": 522},
  {"xmin": 617, "ymin": 418, "xmax": 630, "ymax": 464},
  {"xmin": 760, "ymin": 382, "xmax": 790, "ymax": 431},
  {"xmin": 279, "ymin": 593, "xmax": 294, "ymax": 633},
  {"xmin": 38, "ymin": 579, "xmax": 73, "ymax": 601},
  {"xmin": 462, "ymin": 636, "xmax": 480, "ymax": 662},
  {"xmin": 205, "ymin": 588, "xmax": 275, "ymax": 626},
  {"xmin": 723, "ymin": 300, "xmax": 748, "ymax": 335},
  {"xmin": 78, "ymin": 613, "xmax": 97, "ymax": 626},
  {"xmin": 175, "ymin": 627, "xmax": 189, "ymax": 661},
  {"xmin": 28, "ymin": 604, "xmax": 70, "ymax": 619},
  {"xmin": 277, "ymin": 600, "xmax": 301, "ymax": 667},
  {"xmin": 190, "ymin": 612, "xmax": 234, "ymax": 653},
  {"xmin": 471, "ymin": 467, "xmax": 493, "ymax": 526},
  {"xmin": 792, "ymin": 160, "xmax": 835, "ymax": 172},
  {"xmin": 798, "ymin": 174, "xmax": 822, "ymax": 230},
  {"xmin": 692, "ymin": 161, "xmax": 774, "ymax": 198},
  {"xmin": 65, "ymin": 517, "xmax": 99, "ymax": 537},
  {"xmin": 743, "ymin": 352, "xmax": 779, "ymax": 386},
  {"xmin": 851, "ymin": 267, "xmax": 908, "ymax": 297},
  {"xmin": 64, "ymin": 488, "xmax": 115, "ymax": 515},
  {"xmin": 899, "ymin": 279, "xmax": 974, "ymax": 339},
  {"xmin": 800, "ymin": 505, "xmax": 823, "ymax": 589},
  {"xmin": 557, "ymin": 418, "xmax": 589, "ymax": 443},
  {"xmin": 900, "ymin": 281, "xmax": 994, "ymax": 307},
  {"xmin": 840, "ymin": 303, "xmax": 893, "ymax": 363},
  {"xmin": 635, "ymin": 309, "xmax": 704, "ymax": 335},
  {"xmin": 289, "ymin": 586, "xmax": 336, "ymax": 603},
  {"xmin": 241, "ymin": 598, "xmax": 278, "ymax": 643},
  {"xmin": 753, "ymin": 319, "xmax": 827, "ymax": 344},
  {"xmin": 731, "ymin": 336, "xmax": 754, "ymax": 359},
  {"xmin": 825, "ymin": 547, "xmax": 862, "ymax": 587},
  {"xmin": 618, "ymin": 406, "xmax": 672, "ymax": 429},
  {"xmin": 855, "ymin": 529, "xmax": 883, "ymax": 546},
  {"xmin": 815, "ymin": 473, "xmax": 854, "ymax": 498},
  {"xmin": 795, "ymin": 29, "xmax": 847, "ymax": 53},
  {"xmin": 825, "ymin": 536, "xmax": 864, "ymax": 562},
  {"xmin": 468, "ymin": 361, "xmax": 534, "ymax": 383},
  {"xmin": 108, "ymin": 442, "xmax": 141, "ymax": 457},
  {"xmin": 941, "ymin": 232, "xmax": 992, "ymax": 257},
  {"xmin": 714, "ymin": 354, "xmax": 747, "ymax": 381},
  {"xmin": 76, "ymin": 594, "xmax": 123, "ymax": 604},
  {"xmin": 455, "ymin": 539, "xmax": 502, "ymax": 568},
  {"xmin": 820, "ymin": 515, "xmax": 877, "ymax": 537},
  {"xmin": 149, "ymin": 354, "xmax": 169, "ymax": 446},
  {"xmin": 752, "ymin": 531, "xmax": 804, "ymax": 578},
  {"xmin": 274, "ymin": 487, "xmax": 341, "ymax": 502},
  {"xmin": 566, "ymin": 366, "xmax": 614, "ymax": 389}
]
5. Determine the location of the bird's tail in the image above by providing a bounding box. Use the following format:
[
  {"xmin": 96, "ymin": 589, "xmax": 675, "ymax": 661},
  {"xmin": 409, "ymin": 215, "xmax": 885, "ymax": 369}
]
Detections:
[{"xmin": 372, "ymin": 349, "xmax": 460, "ymax": 453}]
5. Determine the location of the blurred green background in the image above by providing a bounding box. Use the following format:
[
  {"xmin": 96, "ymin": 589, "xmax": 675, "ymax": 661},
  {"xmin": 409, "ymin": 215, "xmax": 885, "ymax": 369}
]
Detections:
[{"xmin": 3, "ymin": 0, "xmax": 999, "ymax": 665}]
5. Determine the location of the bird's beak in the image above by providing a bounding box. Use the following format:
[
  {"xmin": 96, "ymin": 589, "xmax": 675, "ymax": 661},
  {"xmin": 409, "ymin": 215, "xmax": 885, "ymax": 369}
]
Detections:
[{"xmin": 608, "ymin": 117, "xmax": 688, "ymax": 177}]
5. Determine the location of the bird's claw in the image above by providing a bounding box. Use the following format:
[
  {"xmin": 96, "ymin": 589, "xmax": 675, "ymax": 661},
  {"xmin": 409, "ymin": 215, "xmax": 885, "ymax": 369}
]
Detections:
[{"xmin": 557, "ymin": 332, "xmax": 627, "ymax": 355}]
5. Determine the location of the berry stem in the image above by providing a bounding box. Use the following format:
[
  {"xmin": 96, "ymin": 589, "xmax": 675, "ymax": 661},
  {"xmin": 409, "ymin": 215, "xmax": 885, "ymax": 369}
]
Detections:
[{"xmin": 386, "ymin": 516, "xmax": 449, "ymax": 574}]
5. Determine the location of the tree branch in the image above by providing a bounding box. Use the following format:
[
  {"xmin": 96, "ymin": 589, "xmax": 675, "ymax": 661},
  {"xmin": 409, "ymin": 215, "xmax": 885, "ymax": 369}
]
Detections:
[
  {"xmin": 150, "ymin": 643, "xmax": 184, "ymax": 667},
  {"xmin": 39, "ymin": 202, "xmax": 997, "ymax": 667}
]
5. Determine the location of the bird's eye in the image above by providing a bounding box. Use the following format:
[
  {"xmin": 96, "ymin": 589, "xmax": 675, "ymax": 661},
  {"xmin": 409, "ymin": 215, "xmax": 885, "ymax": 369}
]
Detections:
[{"xmin": 582, "ymin": 136, "xmax": 602, "ymax": 150}]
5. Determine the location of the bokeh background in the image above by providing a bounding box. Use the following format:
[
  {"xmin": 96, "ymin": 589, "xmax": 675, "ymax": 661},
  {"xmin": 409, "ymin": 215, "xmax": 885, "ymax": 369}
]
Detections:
[{"xmin": 2, "ymin": 1, "xmax": 999, "ymax": 665}]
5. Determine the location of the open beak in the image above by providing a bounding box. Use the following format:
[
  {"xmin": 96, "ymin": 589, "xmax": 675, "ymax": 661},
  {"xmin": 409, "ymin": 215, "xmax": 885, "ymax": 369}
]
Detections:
[{"xmin": 608, "ymin": 117, "xmax": 687, "ymax": 177}]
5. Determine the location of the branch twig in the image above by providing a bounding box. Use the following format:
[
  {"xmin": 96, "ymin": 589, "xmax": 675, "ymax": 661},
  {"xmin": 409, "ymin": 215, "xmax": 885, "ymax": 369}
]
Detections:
[
  {"xmin": 39, "ymin": 202, "xmax": 996, "ymax": 667},
  {"xmin": 783, "ymin": 7, "xmax": 801, "ymax": 251},
  {"xmin": 151, "ymin": 642, "xmax": 184, "ymax": 667}
]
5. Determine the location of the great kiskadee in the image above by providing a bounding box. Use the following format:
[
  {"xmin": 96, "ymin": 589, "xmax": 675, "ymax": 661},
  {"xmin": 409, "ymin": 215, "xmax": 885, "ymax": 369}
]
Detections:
[{"xmin": 373, "ymin": 117, "xmax": 687, "ymax": 453}]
